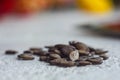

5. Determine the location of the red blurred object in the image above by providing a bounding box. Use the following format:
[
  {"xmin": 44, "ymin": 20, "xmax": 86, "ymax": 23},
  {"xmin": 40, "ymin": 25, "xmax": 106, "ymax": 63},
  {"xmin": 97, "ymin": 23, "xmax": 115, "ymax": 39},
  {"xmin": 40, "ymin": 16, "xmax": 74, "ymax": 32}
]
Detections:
[
  {"xmin": 105, "ymin": 21, "xmax": 120, "ymax": 32},
  {"xmin": 0, "ymin": 0, "xmax": 16, "ymax": 15}
]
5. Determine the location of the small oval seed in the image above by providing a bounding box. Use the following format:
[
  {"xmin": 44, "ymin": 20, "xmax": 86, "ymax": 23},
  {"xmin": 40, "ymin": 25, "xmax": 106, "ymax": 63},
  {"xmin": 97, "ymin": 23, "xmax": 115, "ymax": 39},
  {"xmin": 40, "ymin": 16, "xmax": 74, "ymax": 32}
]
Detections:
[
  {"xmin": 87, "ymin": 57, "xmax": 103, "ymax": 65},
  {"xmin": 33, "ymin": 51, "xmax": 47, "ymax": 56},
  {"xmin": 49, "ymin": 54, "xmax": 61, "ymax": 59},
  {"xmin": 76, "ymin": 61, "xmax": 92, "ymax": 66},
  {"xmin": 95, "ymin": 49, "xmax": 108, "ymax": 55},
  {"xmin": 59, "ymin": 61, "xmax": 75, "ymax": 67},
  {"xmin": 79, "ymin": 50, "xmax": 89, "ymax": 56},
  {"xmin": 29, "ymin": 47, "xmax": 42, "ymax": 51},
  {"xmin": 100, "ymin": 54, "xmax": 109, "ymax": 60},
  {"xmin": 69, "ymin": 50, "xmax": 79, "ymax": 61},
  {"xmin": 50, "ymin": 58, "xmax": 66, "ymax": 65},
  {"xmin": 18, "ymin": 54, "xmax": 34, "ymax": 60},
  {"xmin": 48, "ymin": 47, "xmax": 61, "ymax": 54},
  {"xmin": 60, "ymin": 46, "xmax": 75, "ymax": 55},
  {"xmin": 5, "ymin": 50, "xmax": 18, "ymax": 55},
  {"xmin": 69, "ymin": 41, "xmax": 89, "ymax": 51}
]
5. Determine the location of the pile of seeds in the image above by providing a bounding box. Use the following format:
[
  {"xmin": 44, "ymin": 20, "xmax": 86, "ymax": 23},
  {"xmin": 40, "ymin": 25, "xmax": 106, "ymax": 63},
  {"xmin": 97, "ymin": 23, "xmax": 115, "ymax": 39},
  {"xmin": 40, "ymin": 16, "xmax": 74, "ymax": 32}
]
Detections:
[{"xmin": 5, "ymin": 41, "xmax": 109, "ymax": 67}]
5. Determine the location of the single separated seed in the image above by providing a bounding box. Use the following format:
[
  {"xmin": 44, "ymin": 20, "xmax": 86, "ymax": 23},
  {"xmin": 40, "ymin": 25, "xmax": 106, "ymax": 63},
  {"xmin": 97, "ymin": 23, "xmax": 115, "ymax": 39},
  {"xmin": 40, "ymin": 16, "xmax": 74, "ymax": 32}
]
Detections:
[{"xmin": 5, "ymin": 50, "xmax": 18, "ymax": 55}]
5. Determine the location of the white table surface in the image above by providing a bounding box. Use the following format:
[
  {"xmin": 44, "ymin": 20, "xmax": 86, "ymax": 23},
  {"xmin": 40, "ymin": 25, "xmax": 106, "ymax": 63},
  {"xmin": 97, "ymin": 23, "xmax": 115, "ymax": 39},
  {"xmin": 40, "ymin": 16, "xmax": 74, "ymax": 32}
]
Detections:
[{"xmin": 0, "ymin": 10, "xmax": 120, "ymax": 80}]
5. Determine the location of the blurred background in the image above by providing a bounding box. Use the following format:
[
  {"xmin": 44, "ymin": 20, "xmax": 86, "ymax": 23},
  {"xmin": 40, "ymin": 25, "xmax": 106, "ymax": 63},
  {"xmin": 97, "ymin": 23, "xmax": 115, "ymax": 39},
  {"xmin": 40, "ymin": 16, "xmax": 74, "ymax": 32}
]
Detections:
[
  {"xmin": 0, "ymin": 0, "xmax": 116, "ymax": 15},
  {"xmin": 0, "ymin": 0, "xmax": 120, "ymax": 50},
  {"xmin": 0, "ymin": 0, "xmax": 118, "ymax": 14}
]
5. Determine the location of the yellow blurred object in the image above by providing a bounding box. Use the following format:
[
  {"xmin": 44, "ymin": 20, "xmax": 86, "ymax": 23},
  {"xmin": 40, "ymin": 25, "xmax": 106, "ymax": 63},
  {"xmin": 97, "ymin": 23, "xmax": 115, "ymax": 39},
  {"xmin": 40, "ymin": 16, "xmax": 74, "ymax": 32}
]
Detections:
[{"xmin": 76, "ymin": 0, "xmax": 113, "ymax": 14}]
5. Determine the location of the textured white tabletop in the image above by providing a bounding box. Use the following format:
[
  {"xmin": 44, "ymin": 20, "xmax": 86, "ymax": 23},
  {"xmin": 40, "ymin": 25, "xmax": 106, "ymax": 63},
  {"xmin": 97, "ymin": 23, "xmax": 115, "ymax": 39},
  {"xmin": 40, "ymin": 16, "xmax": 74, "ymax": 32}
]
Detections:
[{"xmin": 0, "ymin": 11, "xmax": 120, "ymax": 80}]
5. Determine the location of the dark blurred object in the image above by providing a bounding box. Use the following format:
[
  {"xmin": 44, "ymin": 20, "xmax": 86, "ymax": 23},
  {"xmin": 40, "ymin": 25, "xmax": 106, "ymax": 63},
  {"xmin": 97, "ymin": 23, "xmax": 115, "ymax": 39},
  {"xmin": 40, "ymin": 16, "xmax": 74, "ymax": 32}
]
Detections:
[
  {"xmin": 81, "ymin": 23, "xmax": 120, "ymax": 38},
  {"xmin": 51, "ymin": 0, "xmax": 75, "ymax": 10},
  {"xmin": 113, "ymin": 0, "xmax": 120, "ymax": 8}
]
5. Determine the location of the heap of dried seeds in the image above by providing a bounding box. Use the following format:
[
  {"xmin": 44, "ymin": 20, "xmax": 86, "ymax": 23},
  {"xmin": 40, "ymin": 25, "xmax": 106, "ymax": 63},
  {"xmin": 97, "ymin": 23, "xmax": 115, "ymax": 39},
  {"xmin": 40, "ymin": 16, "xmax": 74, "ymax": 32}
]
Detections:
[{"xmin": 5, "ymin": 41, "xmax": 109, "ymax": 67}]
